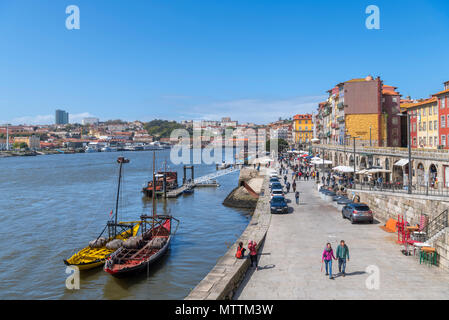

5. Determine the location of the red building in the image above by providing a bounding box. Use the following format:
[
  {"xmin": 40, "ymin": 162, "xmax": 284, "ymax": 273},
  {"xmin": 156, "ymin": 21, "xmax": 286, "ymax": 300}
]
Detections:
[{"xmin": 434, "ymin": 81, "xmax": 449, "ymax": 148}]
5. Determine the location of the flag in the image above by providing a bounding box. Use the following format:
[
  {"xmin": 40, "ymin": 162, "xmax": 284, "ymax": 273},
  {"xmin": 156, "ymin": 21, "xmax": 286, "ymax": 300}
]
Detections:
[{"xmin": 109, "ymin": 210, "xmax": 113, "ymax": 217}]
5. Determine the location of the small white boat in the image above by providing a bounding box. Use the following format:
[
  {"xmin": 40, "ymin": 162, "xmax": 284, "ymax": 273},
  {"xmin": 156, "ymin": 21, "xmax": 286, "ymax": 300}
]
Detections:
[{"xmin": 85, "ymin": 146, "xmax": 98, "ymax": 153}]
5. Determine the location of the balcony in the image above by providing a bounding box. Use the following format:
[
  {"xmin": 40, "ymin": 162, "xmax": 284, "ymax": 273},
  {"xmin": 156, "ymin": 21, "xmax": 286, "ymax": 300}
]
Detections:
[{"xmin": 337, "ymin": 116, "xmax": 345, "ymax": 122}]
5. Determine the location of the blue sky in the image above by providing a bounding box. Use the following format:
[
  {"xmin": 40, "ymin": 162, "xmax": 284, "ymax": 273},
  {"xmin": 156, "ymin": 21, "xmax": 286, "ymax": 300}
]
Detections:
[{"xmin": 0, "ymin": 0, "xmax": 448, "ymax": 125}]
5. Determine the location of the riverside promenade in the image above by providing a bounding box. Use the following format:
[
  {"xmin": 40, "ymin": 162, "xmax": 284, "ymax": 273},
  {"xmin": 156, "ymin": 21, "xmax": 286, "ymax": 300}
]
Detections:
[{"xmin": 234, "ymin": 175, "xmax": 449, "ymax": 299}]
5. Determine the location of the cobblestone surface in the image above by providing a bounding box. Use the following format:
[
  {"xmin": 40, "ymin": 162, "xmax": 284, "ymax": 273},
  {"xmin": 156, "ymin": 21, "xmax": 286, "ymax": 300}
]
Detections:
[{"xmin": 235, "ymin": 177, "xmax": 449, "ymax": 300}]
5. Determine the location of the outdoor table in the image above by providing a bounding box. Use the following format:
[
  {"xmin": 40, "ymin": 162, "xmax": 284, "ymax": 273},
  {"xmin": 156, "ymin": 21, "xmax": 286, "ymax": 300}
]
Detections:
[
  {"xmin": 407, "ymin": 226, "xmax": 419, "ymax": 232},
  {"xmin": 413, "ymin": 242, "xmax": 430, "ymax": 256},
  {"xmin": 420, "ymin": 246, "xmax": 437, "ymax": 266}
]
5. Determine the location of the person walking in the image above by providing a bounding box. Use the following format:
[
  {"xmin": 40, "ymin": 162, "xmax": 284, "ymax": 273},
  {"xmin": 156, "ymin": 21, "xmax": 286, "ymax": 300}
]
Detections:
[
  {"xmin": 336, "ymin": 240, "xmax": 350, "ymax": 277},
  {"xmin": 286, "ymin": 181, "xmax": 291, "ymax": 193},
  {"xmin": 292, "ymin": 181, "xmax": 297, "ymax": 193},
  {"xmin": 248, "ymin": 240, "xmax": 258, "ymax": 269},
  {"xmin": 295, "ymin": 191, "xmax": 300, "ymax": 205},
  {"xmin": 322, "ymin": 243, "xmax": 336, "ymax": 279},
  {"xmin": 284, "ymin": 175, "xmax": 288, "ymax": 184}
]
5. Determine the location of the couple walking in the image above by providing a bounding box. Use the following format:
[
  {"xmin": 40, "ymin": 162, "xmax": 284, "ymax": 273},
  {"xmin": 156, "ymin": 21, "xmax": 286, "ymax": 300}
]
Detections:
[{"xmin": 321, "ymin": 241, "xmax": 350, "ymax": 279}]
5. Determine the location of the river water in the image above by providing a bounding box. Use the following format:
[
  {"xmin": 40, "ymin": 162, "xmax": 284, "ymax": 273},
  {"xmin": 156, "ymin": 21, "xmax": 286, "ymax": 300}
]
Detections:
[{"xmin": 0, "ymin": 149, "xmax": 250, "ymax": 299}]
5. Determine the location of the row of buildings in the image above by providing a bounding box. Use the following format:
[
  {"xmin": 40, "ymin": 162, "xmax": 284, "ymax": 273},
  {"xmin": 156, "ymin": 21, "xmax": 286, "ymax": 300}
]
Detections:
[
  {"xmin": 401, "ymin": 82, "xmax": 449, "ymax": 149},
  {"xmin": 314, "ymin": 76, "xmax": 449, "ymax": 150},
  {"xmin": 315, "ymin": 75, "xmax": 403, "ymax": 147}
]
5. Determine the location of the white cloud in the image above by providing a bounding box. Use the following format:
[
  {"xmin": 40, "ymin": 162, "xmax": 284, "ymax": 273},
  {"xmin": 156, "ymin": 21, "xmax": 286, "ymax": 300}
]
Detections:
[
  {"xmin": 181, "ymin": 95, "xmax": 326, "ymax": 124},
  {"xmin": 8, "ymin": 112, "xmax": 97, "ymax": 125}
]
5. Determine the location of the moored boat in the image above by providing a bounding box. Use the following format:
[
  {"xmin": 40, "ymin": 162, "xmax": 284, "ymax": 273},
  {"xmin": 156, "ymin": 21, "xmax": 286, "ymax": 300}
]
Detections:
[
  {"xmin": 105, "ymin": 151, "xmax": 179, "ymax": 277},
  {"xmin": 104, "ymin": 215, "xmax": 178, "ymax": 276},
  {"xmin": 64, "ymin": 157, "xmax": 140, "ymax": 270}
]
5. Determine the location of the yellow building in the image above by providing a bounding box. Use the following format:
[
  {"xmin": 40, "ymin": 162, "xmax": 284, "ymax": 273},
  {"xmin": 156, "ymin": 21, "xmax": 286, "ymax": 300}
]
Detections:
[
  {"xmin": 13, "ymin": 135, "xmax": 40, "ymax": 149},
  {"xmin": 403, "ymin": 97, "xmax": 438, "ymax": 149},
  {"xmin": 293, "ymin": 114, "xmax": 314, "ymax": 144}
]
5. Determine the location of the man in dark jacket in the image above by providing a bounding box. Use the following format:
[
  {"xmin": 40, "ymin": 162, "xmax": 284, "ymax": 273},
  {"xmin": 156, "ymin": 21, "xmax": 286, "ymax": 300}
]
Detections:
[{"xmin": 336, "ymin": 240, "xmax": 350, "ymax": 276}]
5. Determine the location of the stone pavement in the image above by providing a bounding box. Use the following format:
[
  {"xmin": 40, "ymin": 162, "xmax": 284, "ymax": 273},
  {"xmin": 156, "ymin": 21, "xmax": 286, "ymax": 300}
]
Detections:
[{"xmin": 234, "ymin": 173, "xmax": 449, "ymax": 300}]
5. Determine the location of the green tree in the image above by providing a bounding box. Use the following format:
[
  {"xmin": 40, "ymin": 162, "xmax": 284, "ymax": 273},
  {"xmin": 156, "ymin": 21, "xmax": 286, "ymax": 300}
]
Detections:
[
  {"xmin": 266, "ymin": 138, "xmax": 289, "ymax": 153},
  {"xmin": 144, "ymin": 119, "xmax": 189, "ymax": 139}
]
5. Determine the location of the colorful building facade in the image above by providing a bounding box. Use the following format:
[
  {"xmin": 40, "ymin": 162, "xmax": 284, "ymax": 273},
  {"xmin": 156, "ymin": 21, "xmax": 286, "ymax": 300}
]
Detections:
[
  {"xmin": 434, "ymin": 81, "xmax": 449, "ymax": 148},
  {"xmin": 402, "ymin": 98, "xmax": 438, "ymax": 149},
  {"xmin": 316, "ymin": 76, "xmax": 402, "ymax": 147},
  {"xmin": 293, "ymin": 114, "xmax": 313, "ymax": 144}
]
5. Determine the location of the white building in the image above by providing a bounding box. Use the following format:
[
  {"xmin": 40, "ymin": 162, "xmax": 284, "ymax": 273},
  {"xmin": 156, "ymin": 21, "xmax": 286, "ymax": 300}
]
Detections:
[{"xmin": 82, "ymin": 117, "xmax": 100, "ymax": 125}]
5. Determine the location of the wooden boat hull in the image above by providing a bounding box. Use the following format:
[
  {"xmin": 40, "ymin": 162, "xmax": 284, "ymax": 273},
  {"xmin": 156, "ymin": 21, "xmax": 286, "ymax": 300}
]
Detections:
[
  {"xmin": 104, "ymin": 219, "xmax": 172, "ymax": 277},
  {"xmin": 64, "ymin": 224, "xmax": 140, "ymax": 271},
  {"xmin": 104, "ymin": 236, "xmax": 171, "ymax": 277}
]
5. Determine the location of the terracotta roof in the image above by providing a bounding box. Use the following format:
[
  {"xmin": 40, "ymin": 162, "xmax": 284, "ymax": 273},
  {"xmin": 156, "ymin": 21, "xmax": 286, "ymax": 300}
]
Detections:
[
  {"xmin": 293, "ymin": 114, "xmax": 312, "ymax": 120},
  {"xmin": 433, "ymin": 88, "xmax": 449, "ymax": 96},
  {"xmin": 382, "ymin": 91, "xmax": 400, "ymax": 96},
  {"xmin": 401, "ymin": 97, "xmax": 437, "ymax": 109}
]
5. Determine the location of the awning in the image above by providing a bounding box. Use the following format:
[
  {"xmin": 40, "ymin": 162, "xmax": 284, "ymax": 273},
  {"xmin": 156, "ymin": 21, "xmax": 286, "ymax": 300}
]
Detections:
[
  {"xmin": 394, "ymin": 159, "xmax": 409, "ymax": 167},
  {"xmin": 332, "ymin": 166, "xmax": 355, "ymax": 173},
  {"xmin": 312, "ymin": 159, "xmax": 332, "ymax": 165}
]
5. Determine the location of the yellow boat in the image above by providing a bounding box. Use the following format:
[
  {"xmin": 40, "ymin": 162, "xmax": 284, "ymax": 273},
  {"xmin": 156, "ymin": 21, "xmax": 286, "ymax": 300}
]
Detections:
[
  {"xmin": 64, "ymin": 157, "xmax": 141, "ymax": 270},
  {"xmin": 64, "ymin": 222, "xmax": 140, "ymax": 270}
]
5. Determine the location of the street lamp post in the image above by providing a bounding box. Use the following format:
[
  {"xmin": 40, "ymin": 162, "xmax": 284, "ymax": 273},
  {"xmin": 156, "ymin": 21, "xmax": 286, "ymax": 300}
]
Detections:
[
  {"xmin": 397, "ymin": 113, "xmax": 412, "ymax": 195},
  {"xmin": 353, "ymin": 137, "xmax": 356, "ymax": 182}
]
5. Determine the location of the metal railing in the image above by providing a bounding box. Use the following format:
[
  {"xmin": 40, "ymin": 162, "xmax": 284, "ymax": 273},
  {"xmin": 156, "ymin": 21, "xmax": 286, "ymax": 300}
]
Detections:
[
  {"xmin": 316, "ymin": 144, "xmax": 449, "ymax": 161},
  {"xmin": 349, "ymin": 181, "xmax": 449, "ymax": 197},
  {"xmin": 426, "ymin": 209, "xmax": 449, "ymax": 240}
]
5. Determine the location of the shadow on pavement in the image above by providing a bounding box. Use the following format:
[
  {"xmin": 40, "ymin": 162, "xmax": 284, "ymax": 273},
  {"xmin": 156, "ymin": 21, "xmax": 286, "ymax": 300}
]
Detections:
[
  {"xmin": 257, "ymin": 264, "xmax": 276, "ymax": 270},
  {"xmin": 334, "ymin": 271, "xmax": 366, "ymax": 278}
]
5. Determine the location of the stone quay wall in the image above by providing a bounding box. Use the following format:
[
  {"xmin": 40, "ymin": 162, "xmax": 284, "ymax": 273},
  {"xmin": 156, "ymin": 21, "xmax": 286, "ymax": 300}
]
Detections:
[
  {"xmin": 349, "ymin": 189, "xmax": 449, "ymax": 270},
  {"xmin": 185, "ymin": 176, "xmax": 271, "ymax": 300}
]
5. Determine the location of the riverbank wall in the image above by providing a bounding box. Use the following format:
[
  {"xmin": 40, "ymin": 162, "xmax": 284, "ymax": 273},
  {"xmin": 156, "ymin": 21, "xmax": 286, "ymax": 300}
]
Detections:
[
  {"xmin": 222, "ymin": 168, "xmax": 264, "ymax": 209},
  {"xmin": 185, "ymin": 169, "xmax": 271, "ymax": 300}
]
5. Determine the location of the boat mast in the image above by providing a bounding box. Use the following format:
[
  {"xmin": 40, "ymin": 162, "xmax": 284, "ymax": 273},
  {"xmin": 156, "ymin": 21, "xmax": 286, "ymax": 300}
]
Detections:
[
  {"xmin": 114, "ymin": 157, "xmax": 129, "ymax": 236},
  {"xmin": 152, "ymin": 151, "xmax": 156, "ymax": 231}
]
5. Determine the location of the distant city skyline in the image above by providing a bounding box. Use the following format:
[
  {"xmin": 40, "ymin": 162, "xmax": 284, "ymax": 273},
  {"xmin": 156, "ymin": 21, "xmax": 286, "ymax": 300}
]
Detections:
[{"xmin": 1, "ymin": 1, "xmax": 448, "ymax": 125}]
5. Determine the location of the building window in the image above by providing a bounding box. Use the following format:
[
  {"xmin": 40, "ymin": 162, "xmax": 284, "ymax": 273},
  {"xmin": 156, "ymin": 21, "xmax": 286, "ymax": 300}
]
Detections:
[
  {"xmin": 429, "ymin": 107, "xmax": 432, "ymax": 116},
  {"xmin": 442, "ymin": 135, "xmax": 446, "ymax": 146},
  {"xmin": 392, "ymin": 117, "xmax": 398, "ymax": 125},
  {"xmin": 429, "ymin": 121, "xmax": 432, "ymax": 131},
  {"xmin": 443, "ymin": 98, "xmax": 447, "ymax": 108},
  {"xmin": 435, "ymin": 136, "xmax": 438, "ymax": 146},
  {"xmin": 442, "ymin": 116, "xmax": 446, "ymax": 128},
  {"xmin": 435, "ymin": 120, "xmax": 438, "ymax": 130},
  {"xmin": 423, "ymin": 108, "xmax": 426, "ymax": 116},
  {"xmin": 430, "ymin": 137, "xmax": 433, "ymax": 146},
  {"xmin": 423, "ymin": 122, "xmax": 426, "ymax": 131}
]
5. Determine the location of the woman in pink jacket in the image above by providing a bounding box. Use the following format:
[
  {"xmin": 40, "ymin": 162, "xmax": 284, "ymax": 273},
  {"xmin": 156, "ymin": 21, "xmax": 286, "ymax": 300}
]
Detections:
[
  {"xmin": 322, "ymin": 243, "xmax": 337, "ymax": 279},
  {"xmin": 248, "ymin": 240, "xmax": 258, "ymax": 269}
]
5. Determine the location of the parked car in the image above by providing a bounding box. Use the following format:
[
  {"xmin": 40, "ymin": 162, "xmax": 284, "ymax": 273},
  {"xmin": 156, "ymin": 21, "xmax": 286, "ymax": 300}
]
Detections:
[
  {"xmin": 269, "ymin": 177, "xmax": 280, "ymax": 187},
  {"xmin": 270, "ymin": 182, "xmax": 283, "ymax": 191},
  {"xmin": 271, "ymin": 188, "xmax": 284, "ymax": 199},
  {"xmin": 342, "ymin": 203, "xmax": 374, "ymax": 224},
  {"xmin": 269, "ymin": 172, "xmax": 279, "ymax": 179},
  {"xmin": 270, "ymin": 196, "xmax": 288, "ymax": 214}
]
